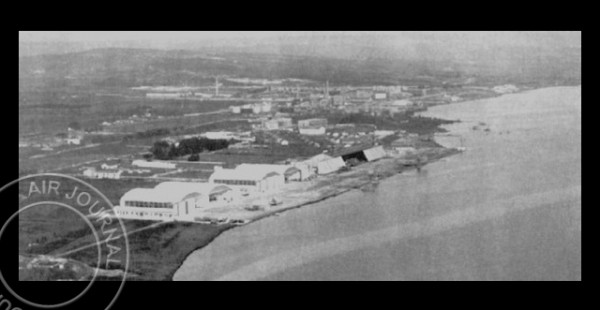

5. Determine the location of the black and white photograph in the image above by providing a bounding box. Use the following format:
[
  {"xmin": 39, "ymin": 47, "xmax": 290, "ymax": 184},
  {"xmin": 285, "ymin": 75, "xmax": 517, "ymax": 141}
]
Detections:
[{"xmin": 7, "ymin": 30, "xmax": 584, "ymax": 296}]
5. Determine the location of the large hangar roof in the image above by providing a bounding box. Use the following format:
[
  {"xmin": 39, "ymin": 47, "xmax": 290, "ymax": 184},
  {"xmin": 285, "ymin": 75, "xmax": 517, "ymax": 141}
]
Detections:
[
  {"xmin": 154, "ymin": 182, "xmax": 231, "ymax": 195},
  {"xmin": 210, "ymin": 165, "xmax": 283, "ymax": 182},
  {"xmin": 121, "ymin": 187, "xmax": 200, "ymax": 203},
  {"xmin": 236, "ymin": 164, "xmax": 298, "ymax": 176},
  {"xmin": 121, "ymin": 182, "xmax": 232, "ymax": 203}
]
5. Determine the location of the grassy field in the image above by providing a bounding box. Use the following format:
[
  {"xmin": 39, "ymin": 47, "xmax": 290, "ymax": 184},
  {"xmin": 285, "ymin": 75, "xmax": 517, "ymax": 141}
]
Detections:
[
  {"xmin": 19, "ymin": 142, "xmax": 146, "ymax": 174},
  {"xmin": 111, "ymin": 221, "xmax": 230, "ymax": 280},
  {"xmin": 19, "ymin": 91, "xmax": 248, "ymax": 135}
]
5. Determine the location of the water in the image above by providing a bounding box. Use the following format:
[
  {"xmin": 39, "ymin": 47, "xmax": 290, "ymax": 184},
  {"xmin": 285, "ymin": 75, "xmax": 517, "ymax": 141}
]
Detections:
[{"xmin": 173, "ymin": 86, "xmax": 581, "ymax": 281}]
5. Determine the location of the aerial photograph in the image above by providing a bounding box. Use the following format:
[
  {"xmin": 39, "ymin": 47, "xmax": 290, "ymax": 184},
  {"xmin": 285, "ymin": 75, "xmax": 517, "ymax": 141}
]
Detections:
[{"xmin": 14, "ymin": 31, "xmax": 580, "ymax": 284}]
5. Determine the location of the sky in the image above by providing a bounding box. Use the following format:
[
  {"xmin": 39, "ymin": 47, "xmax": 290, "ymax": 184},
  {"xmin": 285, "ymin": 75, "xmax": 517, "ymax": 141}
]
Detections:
[
  {"xmin": 19, "ymin": 31, "xmax": 282, "ymax": 45},
  {"xmin": 19, "ymin": 31, "xmax": 581, "ymax": 60},
  {"xmin": 19, "ymin": 31, "xmax": 580, "ymax": 46}
]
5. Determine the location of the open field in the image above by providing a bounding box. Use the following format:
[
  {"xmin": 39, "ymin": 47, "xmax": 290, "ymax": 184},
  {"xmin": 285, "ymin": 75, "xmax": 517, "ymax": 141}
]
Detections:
[
  {"xmin": 19, "ymin": 92, "xmax": 249, "ymax": 135},
  {"xmin": 19, "ymin": 142, "xmax": 146, "ymax": 175}
]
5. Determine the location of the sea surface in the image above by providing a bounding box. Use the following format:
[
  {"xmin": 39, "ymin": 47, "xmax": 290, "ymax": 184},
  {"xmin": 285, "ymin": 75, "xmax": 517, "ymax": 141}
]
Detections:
[{"xmin": 173, "ymin": 86, "xmax": 581, "ymax": 281}]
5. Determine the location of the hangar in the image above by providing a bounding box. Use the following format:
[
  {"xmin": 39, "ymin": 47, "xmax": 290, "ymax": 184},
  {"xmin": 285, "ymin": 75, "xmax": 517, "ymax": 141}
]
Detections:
[
  {"xmin": 115, "ymin": 182, "xmax": 234, "ymax": 221},
  {"xmin": 209, "ymin": 165, "xmax": 285, "ymax": 194},
  {"xmin": 333, "ymin": 144, "xmax": 387, "ymax": 164}
]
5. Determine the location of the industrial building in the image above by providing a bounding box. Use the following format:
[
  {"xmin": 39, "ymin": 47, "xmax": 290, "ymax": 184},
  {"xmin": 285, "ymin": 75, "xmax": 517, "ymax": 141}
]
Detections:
[
  {"xmin": 301, "ymin": 153, "xmax": 333, "ymax": 174},
  {"xmin": 236, "ymin": 164, "xmax": 303, "ymax": 182},
  {"xmin": 300, "ymin": 153, "xmax": 345, "ymax": 175},
  {"xmin": 115, "ymin": 182, "xmax": 234, "ymax": 221},
  {"xmin": 333, "ymin": 144, "xmax": 387, "ymax": 164},
  {"xmin": 316, "ymin": 157, "xmax": 346, "ymax": 174},
  {"xmin": 209, "ymin": 165, "xmax": 285, "ymax": 194}
]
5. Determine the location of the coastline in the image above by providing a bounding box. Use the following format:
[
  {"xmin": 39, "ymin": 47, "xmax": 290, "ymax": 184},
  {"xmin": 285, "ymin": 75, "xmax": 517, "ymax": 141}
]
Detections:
[
  {"xmin": 171, "ymin": 85, "xmax": 580, "ymax": 281},
  {"xmin": 42, "ymin": 87, "xmax": 564, "ymax": 281},
  {"xmin": 120, "ymin": 89, "xmax": 536, "ymax": 281},
  {"xmin": 92, "ymin": 145, "xmax": 460, "ymax": 281},
  {"xmin": 240, "ymin": 147, "xmax": 460, "ymax": 224},
  {"xmin": 163, "ymin": 146, "xmax": 460, "ymax": 281}
]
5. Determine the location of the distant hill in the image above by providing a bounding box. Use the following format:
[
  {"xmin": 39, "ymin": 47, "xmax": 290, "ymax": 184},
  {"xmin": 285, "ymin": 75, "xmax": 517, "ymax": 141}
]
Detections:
[{"xmin": 19, "ymin": 41, "xmax": 581, "ymax": 91}]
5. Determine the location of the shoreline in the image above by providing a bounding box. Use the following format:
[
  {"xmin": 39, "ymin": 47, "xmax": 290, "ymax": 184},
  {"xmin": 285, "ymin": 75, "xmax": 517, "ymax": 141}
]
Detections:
[
  {"xmin": 245, "ymin": 148, "xmax": 460, "ymax": 224},
  {"xmin": 166, "ymin": 146, "xmax": 460, "ymax": 281},
  {"xmin": 91, "ymin": 86, "xmax": 581, "ymax": 281}
]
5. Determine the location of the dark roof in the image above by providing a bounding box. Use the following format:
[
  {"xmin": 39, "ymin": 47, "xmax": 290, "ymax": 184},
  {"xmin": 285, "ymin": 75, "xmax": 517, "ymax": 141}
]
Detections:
[{"xmin": 331, "ymin": 143, "xmax": 375, "ymax": 157}]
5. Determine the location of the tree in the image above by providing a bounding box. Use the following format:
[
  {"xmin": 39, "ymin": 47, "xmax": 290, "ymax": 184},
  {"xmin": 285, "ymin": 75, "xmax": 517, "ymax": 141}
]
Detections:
[
  {"xmin": 188, "ymin": 153, "xmax": 200, "ymax": 162},
  {"xmin": 150, "ymin": 141, "xmax": 171, "ymax": 160}
]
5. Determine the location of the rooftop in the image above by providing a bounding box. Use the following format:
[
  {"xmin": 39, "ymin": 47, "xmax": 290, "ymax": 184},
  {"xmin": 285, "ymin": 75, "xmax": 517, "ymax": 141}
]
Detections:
[{"xmin": 121, "ymin": 181, "xmax": 232, "ymax": 203}]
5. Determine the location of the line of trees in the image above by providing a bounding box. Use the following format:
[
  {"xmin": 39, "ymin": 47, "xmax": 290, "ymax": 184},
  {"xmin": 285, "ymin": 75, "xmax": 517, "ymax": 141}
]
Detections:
[{"xmin": 150, "ymin": 137, "xmax": 230, "ymax": 160}]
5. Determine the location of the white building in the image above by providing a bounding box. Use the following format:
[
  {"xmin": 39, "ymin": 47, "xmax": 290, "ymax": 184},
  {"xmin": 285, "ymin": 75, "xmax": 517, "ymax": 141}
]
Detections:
[
  {"xmin": 299, "ymin": 127, "xmax": 326, "ymax": 136},
  {"xmin": 230, "ymin": 106, "xmax": 242, "ymax": 114},
  {"xmin": 132, "ymin": 160, "xmax": 176, "ymax": 169},
  {"xmin": 316, "ymin": 157, "xmax": 346, "ymax": 174},
  {"xmin": 301, "ymin": 153, "xmax": 333, "ymax": 174},
  {"xmin": 363, "ymin": 145, "xmax": 387, "ymax": 162},
  {"xmin": 203, "ymin": 131, "xmax": 235, "ymax": 140},
  {"xmin": 101, "ymin": 163, "xmax": 119, "ymax": 170},
  {"xmin": 146, "ymin": 93, "xmax": 184, "ymax": 99},
  {"xmin": 374, "ymin": 92, "xmax": 388, "ymax": 100},
  {"xmin": 83, "ymin": 167, "xmax": 123, "ymax": 179},
  {"xmin": 209, "ymin": 165, "xmax": 285, "ymax": 194},
  {"xmin": 236, "ymin": 164, "xmax": 303, "ymax": 182},
  {"xmin": 115, "ymin": 182, "xmax": 234, "ymax": 221},
  {"xmin": 298, "ymin": 118, "xmax": 328, "ymax": 128}
]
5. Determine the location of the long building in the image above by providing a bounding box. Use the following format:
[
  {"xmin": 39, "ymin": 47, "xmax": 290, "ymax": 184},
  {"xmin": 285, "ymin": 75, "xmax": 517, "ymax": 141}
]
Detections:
[
  {"xmin": 132, "ymin": 160, "xmax": 176, "ymax": 169},
  {"xmin": 209, "ymin": 165, "xmax": 285, "ymax": 194},
  {"xmin": 298, "ymin": 118, "xmax": 328, "ymax": 128},
  {"xmin": 115, "ymin": 182, "xmax": 234, "ymax": 221},
  {"xmin": 236, "ymin": 164, "xmax": 303, "ymax": 182}
]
